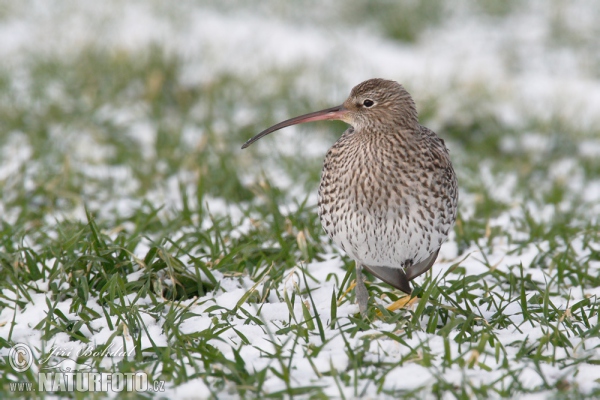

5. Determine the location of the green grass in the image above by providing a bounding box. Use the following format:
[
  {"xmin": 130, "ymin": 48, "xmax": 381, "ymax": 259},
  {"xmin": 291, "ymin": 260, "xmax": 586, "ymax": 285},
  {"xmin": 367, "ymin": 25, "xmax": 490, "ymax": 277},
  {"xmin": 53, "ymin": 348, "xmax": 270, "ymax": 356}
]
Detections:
[{"xmin": 1, "ymin": 1, "xmax": 600, "ymax": 399}]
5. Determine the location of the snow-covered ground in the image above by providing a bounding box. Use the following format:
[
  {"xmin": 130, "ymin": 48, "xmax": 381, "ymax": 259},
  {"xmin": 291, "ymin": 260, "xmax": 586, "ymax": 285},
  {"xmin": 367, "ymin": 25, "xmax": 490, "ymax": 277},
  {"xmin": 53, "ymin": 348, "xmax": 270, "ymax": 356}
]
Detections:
[{"xmin": 1, "ymin": 0, "xmax": 599, "ymax": 398}]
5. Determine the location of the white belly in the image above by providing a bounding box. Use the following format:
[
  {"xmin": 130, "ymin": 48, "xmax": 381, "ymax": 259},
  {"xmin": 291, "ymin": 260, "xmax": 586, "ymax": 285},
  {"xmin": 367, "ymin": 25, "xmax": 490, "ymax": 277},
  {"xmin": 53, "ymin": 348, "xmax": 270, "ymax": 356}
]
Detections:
[{"xmin": 318, "ymin": 192, "xmax": 446, "ymax": 268}]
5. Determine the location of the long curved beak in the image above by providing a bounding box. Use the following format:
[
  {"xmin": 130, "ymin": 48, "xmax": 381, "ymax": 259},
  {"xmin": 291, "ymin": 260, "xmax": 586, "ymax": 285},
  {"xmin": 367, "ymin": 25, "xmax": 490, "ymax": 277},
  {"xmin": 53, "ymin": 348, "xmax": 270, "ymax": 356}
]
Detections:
[{"xmin": 241, "ymin": 105, "xmax": 348, "ymax": 149}]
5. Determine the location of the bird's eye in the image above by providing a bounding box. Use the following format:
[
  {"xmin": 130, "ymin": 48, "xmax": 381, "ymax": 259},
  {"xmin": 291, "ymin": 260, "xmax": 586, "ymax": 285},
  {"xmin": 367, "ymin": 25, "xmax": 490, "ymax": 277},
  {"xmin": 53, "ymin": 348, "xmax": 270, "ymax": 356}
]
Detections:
[{"xmin": 362, "ymin": 99, "xmax": 374, "ymax": 107}]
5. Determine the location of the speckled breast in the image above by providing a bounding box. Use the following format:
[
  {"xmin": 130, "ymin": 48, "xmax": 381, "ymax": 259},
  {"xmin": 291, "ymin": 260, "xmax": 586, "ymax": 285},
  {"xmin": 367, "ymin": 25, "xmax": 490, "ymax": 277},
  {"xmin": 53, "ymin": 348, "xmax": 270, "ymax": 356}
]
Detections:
[{"xmin": 317, "ymin": 128, "xmax": 457, "ymax": 269}]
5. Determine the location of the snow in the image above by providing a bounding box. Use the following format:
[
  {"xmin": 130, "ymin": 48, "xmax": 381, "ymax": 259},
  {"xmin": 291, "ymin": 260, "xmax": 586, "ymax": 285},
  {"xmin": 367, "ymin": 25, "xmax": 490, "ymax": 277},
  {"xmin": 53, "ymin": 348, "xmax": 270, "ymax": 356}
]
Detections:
[
  {"xmin": 1, "ymin": 0, "xmax": 599, "ymax": 397},
  {"xmin": 2, "ymin": 232, "xmax": 598, "ymax": 395},
  {"xmin": 168, "ymin": 378, "xmax": 212, "ymax": 399}
]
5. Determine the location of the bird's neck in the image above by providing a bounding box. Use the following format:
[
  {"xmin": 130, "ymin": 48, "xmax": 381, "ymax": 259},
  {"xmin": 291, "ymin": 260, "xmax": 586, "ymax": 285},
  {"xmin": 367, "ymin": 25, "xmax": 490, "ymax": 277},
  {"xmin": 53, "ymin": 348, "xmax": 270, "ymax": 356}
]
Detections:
[{"xmin": 352, "ymin": 123, "xmax": 421, "ymax": 151}]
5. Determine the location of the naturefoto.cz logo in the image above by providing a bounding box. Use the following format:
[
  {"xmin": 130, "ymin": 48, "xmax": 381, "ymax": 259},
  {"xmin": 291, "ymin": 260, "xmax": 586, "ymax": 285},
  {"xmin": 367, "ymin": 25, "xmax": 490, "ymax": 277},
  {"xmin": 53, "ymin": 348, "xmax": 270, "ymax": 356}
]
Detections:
[{"xmin": 8, "ymin": 343, "xmax": 165, "ymax": 393}]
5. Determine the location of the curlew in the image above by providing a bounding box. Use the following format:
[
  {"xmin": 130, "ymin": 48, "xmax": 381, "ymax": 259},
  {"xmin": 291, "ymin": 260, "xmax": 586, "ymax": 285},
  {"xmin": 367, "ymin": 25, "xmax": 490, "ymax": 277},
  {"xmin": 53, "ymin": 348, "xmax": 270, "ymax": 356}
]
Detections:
[{"xmin": 242, "ymin": 78, "xmax": 458, "ymax": 316}]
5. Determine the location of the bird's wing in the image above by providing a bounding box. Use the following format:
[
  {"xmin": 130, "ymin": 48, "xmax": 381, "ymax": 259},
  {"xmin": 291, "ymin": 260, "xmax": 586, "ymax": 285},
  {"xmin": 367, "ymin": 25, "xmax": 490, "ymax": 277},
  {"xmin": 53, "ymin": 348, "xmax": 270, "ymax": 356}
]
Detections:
[
  {"xmin": 363, "ymin": 249, "xmax": 440, "ymax": 294},
  {"xmin": 362, "ymin": 265, "xmax": 412, "ymax": 294},
  {"xmin": 405, "ymin": 249, "xmax": 440, "ymax": 280}
]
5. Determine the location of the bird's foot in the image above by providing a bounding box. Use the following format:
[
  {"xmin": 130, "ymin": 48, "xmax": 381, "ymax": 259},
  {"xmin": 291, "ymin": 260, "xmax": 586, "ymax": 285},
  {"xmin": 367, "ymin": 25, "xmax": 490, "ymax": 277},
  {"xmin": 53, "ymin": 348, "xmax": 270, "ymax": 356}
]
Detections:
[{"xmin": 386, "ymin": 295, "xmax": 418, "ymax": 312}]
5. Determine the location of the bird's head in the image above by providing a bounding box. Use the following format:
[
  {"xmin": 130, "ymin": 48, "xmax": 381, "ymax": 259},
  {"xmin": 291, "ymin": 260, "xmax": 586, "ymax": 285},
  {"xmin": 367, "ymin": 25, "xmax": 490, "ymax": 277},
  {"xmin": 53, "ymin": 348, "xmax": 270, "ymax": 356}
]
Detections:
[
  {"xmin": 341, "ymin": 78, "xmax": 418, "ymax": 131},
  {"xmin": 242, "ymin": 78, "xmax": 418, "ymax": 149}
]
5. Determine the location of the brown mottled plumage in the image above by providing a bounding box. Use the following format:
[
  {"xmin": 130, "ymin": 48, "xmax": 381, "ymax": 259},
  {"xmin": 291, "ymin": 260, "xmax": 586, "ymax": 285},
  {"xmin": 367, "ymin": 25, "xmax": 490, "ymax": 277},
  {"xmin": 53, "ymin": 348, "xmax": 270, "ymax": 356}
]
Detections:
[{"xmin": 242, "ymin": 78, "xmax": 458, "ymax": 316}]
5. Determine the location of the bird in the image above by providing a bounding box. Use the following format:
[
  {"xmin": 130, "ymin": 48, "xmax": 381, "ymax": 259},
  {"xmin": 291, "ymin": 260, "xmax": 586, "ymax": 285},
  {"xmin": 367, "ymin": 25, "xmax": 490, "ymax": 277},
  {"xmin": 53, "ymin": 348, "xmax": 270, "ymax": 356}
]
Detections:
[{"xmin": 242, "ymin": 78, "xmax": 458, "ymax": 316}]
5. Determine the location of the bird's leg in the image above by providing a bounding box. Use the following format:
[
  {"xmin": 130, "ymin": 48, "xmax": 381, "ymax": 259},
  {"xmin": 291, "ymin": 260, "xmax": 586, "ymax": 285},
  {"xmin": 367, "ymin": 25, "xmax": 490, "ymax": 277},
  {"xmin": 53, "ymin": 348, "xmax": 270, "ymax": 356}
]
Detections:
[{"xmin": 355, "ymin": 264, "xmax": 369, "ymax": 317}]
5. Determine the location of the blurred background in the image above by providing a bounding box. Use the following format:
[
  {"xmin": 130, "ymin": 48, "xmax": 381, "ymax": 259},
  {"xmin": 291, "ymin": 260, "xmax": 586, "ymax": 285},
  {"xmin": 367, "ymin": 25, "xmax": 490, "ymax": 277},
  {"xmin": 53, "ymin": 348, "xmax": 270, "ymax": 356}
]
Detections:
[{"xmin": 1, "ymin": 0, "xmax": 599, "ymax": 227}]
